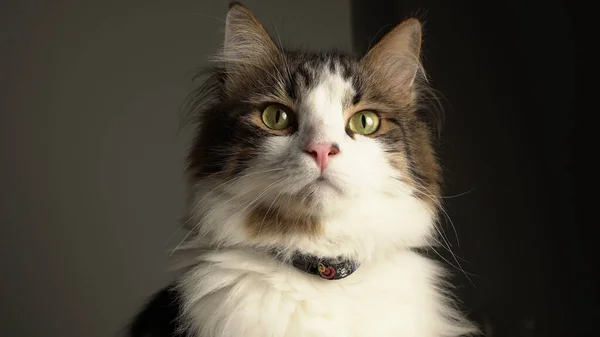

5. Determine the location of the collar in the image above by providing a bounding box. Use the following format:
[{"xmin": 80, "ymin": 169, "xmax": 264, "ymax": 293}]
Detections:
[{"xmin": 275, "ymin": 251, "xmax": 360, "ymax": 280}]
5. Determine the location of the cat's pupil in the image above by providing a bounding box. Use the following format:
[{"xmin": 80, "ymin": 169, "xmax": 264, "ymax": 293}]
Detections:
[
  {"xmin": 361, "ymin": 114, "xmax": 367, "ymax": 128},
  {"xmin": 275, "ymin": 109, "xmax": 281, "ymax": 124}
]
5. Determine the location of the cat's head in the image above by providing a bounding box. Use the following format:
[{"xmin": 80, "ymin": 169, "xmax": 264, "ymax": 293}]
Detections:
[{"xmin": 183, "ymin": 3, "xmax": 441, "ymax": 260}]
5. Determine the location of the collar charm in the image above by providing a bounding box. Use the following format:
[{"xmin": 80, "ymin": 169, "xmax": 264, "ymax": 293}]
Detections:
[{"xmin": 290, "ymin": 253, "xmax": 359, "ymax": 280}]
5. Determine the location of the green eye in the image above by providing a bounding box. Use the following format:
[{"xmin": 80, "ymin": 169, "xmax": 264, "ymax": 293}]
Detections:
[
  {"xmin": 348, "ymin": 111, "xmax": 380, "ymax": 135},
  {"xmin": 261, "ymin": 105, "xmax": 293, "ymax": 130}
]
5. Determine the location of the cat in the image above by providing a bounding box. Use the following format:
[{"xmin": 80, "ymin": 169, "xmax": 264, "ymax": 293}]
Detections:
[{"xmin": 129, "ymin": 2, "xmax": 478, "ymax": 337}]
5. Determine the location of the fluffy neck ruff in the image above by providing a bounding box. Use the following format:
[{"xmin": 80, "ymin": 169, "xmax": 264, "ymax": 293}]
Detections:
[{"xmin": 172, "ymin": 244, "xmax": 478, "ymax": 337}]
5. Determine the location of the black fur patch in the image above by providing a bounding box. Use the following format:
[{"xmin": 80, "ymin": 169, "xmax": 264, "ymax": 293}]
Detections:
[{"xmin": 128, "ymin": 284, "xmax": 188, "ymax": 337}]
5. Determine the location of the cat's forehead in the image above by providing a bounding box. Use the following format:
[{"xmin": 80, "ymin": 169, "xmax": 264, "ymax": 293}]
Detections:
[
  {"xmin": 286, "ymin": 51, "xmax": 361, "ymax": 109},
  {"xmin": 303, "ymin": 68, "xmax": 355, "ymax": 113},
  {"xmin": 288, "ymin": 51, "xmax": 357, "ymax": 80}
]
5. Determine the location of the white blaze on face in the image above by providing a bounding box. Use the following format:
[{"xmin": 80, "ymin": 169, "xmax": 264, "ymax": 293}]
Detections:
[
  {"xmin": 299, "ymin": 69, "xmax": 354, "ymax": 146},
  {"xmin": 259, "ymin": 65, "xmax": 411, "ymax": 210}
]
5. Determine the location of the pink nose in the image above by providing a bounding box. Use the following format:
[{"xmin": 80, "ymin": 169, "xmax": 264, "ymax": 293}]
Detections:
[{"xmin": 305, "ymin": 143, "xmax": 340, "ymax": 173}]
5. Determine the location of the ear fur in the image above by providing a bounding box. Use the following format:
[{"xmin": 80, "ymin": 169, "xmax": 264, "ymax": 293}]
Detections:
[
  {"xmin": 361, "ymin": 19, "xmax": 423, "ymax": 91},
  {"xmin": 219, "ymin": 3, "xmax": 280, "ymax": 92}
]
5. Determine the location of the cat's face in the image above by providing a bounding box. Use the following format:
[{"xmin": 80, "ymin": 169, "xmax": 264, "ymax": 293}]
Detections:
[{"xmin": 184, "ymin": 4, "xmax": 440, "ymax": 256}]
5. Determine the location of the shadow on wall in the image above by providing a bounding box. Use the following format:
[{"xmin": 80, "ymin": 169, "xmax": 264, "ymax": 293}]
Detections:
[{"xmin": 351, "ymin": 0, "xmax": 583, "ymax": 336}]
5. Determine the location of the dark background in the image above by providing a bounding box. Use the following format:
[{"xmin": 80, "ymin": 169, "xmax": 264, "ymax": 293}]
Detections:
[
  {"xmin": 1, "ymin": 0, "xmax": 585, "ymax": 336},
  {"xmin": 353, "ymin": 0, "xmax": 586, "ymax": 336}
]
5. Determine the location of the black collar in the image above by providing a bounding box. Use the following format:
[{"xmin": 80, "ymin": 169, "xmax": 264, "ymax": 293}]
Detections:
[{"xmin": 275, "ymin": 252, "xmax": 360, "ymax": 280}]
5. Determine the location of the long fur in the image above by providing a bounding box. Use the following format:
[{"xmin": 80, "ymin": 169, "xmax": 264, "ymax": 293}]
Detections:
[{"xmin": 130, "ymin": 3, "xmax": 478, "ymax": 337}]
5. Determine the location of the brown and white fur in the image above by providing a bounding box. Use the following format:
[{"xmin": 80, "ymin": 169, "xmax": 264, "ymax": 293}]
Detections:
[{"xmin": 130, "ymin": 3, "xmax": 478, "ymax": 337}]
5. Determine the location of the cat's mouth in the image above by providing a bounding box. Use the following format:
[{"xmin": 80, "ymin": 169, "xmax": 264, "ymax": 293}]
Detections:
[{"xmin": 303, "ymin": 176, "xmax": 344, "ymax": 196}]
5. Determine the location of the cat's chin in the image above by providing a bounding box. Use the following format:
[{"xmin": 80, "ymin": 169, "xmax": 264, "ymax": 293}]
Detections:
[
  {"xmin": 306, "ymin": 176, "xmax": 343, "ymax": 195},
  {"xmin": 287, "ymin": 177, "xmax": 346, "ymax": 214}
]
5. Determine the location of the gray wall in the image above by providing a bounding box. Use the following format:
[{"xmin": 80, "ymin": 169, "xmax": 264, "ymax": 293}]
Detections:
[{"xmin": 0, "ymin": 1, "xmax": 351, "ymax": 336}]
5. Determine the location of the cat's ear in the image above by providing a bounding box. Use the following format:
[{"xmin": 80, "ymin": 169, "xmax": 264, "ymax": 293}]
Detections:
[
  {"xmin": 361, "ymin": 19, "xmax": 423, "ymax": 89},
  {"xmin": 221, "ymin": 3, "xmax": 279, "ymax": 69}
]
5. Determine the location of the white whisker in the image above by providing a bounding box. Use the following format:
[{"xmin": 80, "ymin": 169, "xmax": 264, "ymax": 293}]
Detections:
[
  {"xmin": 164, "ymin": 168, "xmax": 285, "ymax": 247},
  {"xmin": 387, "ymin": 176, "xmax": 475, "ymax": 285}
]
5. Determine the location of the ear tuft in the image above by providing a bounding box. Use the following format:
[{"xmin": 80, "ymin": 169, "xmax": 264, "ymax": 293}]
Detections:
[{"xmin": 228, "ymin": 1, "xmax": 244, "ymax": 10}]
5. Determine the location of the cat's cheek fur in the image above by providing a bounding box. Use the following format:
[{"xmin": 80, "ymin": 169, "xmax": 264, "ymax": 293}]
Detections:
[
  {"xmin": 186, "ymin": 170, "xmax": 434, "ymax": 260},
  {"xmin": 257, "ymin": 115, "xmax": 407, "ymax": 199},
  {"xmin": 326, "ymin": 136, "xmax": 399, "ymax": 194}
]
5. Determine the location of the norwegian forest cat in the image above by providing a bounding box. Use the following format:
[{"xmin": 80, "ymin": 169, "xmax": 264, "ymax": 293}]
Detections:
[{"xmin": 129, "ymin": 3, "xmax": 478, "ymax": 337}]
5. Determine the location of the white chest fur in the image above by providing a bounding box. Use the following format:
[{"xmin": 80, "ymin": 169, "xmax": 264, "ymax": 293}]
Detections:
[{"xmin": 177, "ymin": 249, "xmax": 475, "ymax": 337}]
